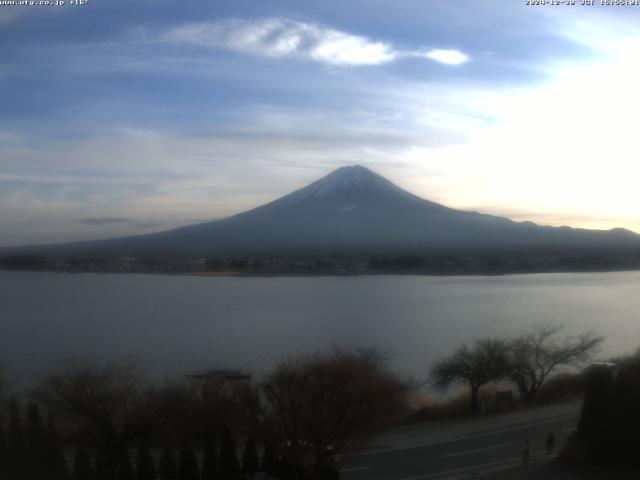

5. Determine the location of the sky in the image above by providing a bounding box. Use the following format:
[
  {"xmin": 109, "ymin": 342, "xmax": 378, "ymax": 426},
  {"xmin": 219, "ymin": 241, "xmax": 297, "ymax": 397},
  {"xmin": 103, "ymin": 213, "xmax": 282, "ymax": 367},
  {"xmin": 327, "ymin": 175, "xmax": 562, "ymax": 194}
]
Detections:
[{"xmin": 1, "ymin": 0, "xmax": 640, "ymax": 246}]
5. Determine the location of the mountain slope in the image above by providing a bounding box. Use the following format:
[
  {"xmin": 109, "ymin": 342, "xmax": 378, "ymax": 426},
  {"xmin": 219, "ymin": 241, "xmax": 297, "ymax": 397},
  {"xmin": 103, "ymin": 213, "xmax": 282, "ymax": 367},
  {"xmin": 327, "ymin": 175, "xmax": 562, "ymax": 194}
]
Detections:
[{"xmin": 7, "ymin": 165, "xmax": 640, "ymax": 257}]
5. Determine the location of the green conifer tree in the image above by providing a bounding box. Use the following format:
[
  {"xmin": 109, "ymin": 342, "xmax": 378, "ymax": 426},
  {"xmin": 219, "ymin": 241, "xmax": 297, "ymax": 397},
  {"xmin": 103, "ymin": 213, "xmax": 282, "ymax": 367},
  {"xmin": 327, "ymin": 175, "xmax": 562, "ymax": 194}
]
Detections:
[
  {"xmin": 73, "ymin": 445, "xmax": 94, "ymax": 480},
  {"xmin": 96, "ymin": 451, "xmax": 116, "ymax": 480},
  {"xmin": 201, "ymin": 430, "xmax": 218, "ymax": 480},
  {"xmin": 9, "ymin": 398, "xmax": 26, "ymax": 479},
  {"xmin": 136, "ymin": 444, "xmax": 156, "ymax": 480},
  {"xmin": 158, "ymin": 448, "xmax": 177, "ymax": 480},
  {"xmin": 46, "ymin": 411, "xmax": 69, "ymax": 480},
  {"xmin": 117, "ymin": 452, "xmax": 134, "ymax": 480},
  {"xmin": 177, "ymin": 439, "xmax": 199, "ymax": 480},
  {"xmin": 260, "ymin": 444, "xmax": 279, "ymax": 477},
  {"xmin": 27, "ymin": 403, "xmax": 44, "ymax": 452},
  {"xmin": 219, "ymin": 426, "xmax": 239, "ymax": 480},
  {"xmin": 27, "ymin": 402, "xmax": 46, "ymax": 478},
  {"xmin": 241, "ymin": 436, "xmax": 259, "ymax": 477},
  {"xmin": 0, "ymin": 422, "xmax": 9, "ymax": 479}
]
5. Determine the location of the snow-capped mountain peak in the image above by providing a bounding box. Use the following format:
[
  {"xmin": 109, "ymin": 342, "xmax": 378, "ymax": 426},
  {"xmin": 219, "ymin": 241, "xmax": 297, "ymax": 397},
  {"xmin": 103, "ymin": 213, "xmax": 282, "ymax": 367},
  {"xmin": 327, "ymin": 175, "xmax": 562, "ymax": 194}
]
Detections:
[{"xmin": 274, "ymin": 165, "xmax": 423, "ymax": 207}]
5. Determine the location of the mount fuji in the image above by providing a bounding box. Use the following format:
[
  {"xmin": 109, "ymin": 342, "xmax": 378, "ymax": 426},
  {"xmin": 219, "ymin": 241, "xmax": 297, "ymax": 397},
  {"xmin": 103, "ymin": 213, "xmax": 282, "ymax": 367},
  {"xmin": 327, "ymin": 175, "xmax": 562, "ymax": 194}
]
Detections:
[{"xmin": 8, "ymin": 165, "xmax": 640, "ymax": 258}]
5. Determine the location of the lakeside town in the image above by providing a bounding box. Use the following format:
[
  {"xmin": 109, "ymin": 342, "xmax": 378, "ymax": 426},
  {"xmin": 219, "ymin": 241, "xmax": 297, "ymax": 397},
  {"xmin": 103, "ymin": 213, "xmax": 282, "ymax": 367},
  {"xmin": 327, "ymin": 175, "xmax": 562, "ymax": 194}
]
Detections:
[{"xmin": 3, "ymin": 252, "xmax": 640, "ymax": 276}]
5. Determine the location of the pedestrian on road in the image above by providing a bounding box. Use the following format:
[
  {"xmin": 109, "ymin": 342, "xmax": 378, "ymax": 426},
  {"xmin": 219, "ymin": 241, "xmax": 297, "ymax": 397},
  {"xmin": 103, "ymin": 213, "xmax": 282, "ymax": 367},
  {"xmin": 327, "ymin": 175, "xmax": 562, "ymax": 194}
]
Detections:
[
  {"xmin": 522, "ymin": 439, "xmax": 531, "ymax": 463},
  {"xmin": 546, "ymin": 432, "xmax": 556, "ymax": 454}
]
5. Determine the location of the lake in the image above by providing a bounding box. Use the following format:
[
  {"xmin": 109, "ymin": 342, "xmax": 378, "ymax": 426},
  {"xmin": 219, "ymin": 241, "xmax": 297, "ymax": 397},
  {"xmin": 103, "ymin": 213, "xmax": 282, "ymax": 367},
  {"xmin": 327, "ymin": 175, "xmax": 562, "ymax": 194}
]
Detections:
[{"xmin": 1, "ymin": 270, "xmax": 639, "ymax": 390}]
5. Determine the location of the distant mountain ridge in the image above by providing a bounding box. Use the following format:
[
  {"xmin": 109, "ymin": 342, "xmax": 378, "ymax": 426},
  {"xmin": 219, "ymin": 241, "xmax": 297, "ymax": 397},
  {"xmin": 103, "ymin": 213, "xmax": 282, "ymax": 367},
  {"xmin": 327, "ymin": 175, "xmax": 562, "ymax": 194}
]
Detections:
[{"xmin": 5, "ymin": 165, "xmax": 640, "ymax": 258}]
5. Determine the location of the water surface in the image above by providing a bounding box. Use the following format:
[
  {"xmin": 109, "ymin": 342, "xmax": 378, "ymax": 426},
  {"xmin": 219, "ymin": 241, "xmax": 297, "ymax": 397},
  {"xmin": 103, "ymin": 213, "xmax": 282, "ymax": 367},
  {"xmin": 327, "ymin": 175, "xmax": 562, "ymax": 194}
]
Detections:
[{"xmin": 1, "ymin": 270, "xmax": 639, "ymax": 388}]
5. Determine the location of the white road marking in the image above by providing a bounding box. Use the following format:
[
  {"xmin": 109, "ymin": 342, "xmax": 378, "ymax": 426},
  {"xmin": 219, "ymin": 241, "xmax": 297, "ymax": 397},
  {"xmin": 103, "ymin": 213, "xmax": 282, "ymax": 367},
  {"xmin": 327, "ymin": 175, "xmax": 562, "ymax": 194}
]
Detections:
[
  {"xmin": 339, "ymin": 465, "xmax": 371, "ymax": 473},
  {"xmin": 353, "ymin": 412, "xmax": 579, "ymax": 456},
  {"xmin": 398, "ymin": 450, "xmax": 550, "ymax": 480},
  {"xmin": 562, "ymin": 427, "xmax": 577, "ymax": 433},
  {"xmin": 443, "ymin": 442, "xmax": 509, "ymax": 458}
]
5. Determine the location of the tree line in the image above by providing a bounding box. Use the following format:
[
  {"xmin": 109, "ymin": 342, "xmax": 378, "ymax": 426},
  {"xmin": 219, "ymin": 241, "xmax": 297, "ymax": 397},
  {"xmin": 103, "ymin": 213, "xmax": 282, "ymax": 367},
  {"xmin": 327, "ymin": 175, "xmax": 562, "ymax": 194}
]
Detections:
[
  {"xmin": 0, "ymin": 398, "xmax": 270, "ymax": 480},
  {"xmin": 0, "ymin": 327, "xmax": 603, "ymax": 479},
  {"xmin": 0, "ymin": 400, "xmax": 67, "ymax": 480},
  {"xmin": 0, "ymin": 348, "xmax": 410, "ymax": 480}
]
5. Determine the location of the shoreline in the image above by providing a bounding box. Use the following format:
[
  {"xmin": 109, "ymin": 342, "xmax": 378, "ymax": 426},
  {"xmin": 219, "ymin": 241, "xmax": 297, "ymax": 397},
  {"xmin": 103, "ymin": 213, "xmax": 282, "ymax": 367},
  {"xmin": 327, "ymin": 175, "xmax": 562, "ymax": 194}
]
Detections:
[{"xmin": 1, "ymin": 266, "xmax": 640, "ymax": 279}]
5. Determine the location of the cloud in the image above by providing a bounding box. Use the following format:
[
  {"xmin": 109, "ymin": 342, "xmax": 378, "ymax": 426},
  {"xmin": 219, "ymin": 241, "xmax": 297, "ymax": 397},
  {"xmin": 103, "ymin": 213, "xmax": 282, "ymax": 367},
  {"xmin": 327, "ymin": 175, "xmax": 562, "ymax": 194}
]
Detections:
[
  {"xmin": 165, "ymin": 18, "xmax": 468, "ymax": 67},
  {"xmin": 418, "ymin": 49, "xmax": 470, "ymax": 66}
]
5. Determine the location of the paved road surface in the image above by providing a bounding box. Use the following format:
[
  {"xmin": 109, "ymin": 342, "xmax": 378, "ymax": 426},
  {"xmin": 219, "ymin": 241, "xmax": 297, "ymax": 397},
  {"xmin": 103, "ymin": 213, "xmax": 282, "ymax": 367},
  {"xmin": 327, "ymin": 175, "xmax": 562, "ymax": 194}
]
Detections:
[{"xmin": 340, "ymin": 404, "xmax": 580, "ymax": 480}]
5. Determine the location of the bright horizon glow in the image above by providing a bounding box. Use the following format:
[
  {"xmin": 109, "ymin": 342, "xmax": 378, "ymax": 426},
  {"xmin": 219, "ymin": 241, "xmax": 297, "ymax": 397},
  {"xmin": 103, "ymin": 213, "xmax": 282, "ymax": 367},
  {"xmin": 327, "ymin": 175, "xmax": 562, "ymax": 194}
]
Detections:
[{"xmin": 405, "ymin": 28, "xmax": 640, "ymax": 233}]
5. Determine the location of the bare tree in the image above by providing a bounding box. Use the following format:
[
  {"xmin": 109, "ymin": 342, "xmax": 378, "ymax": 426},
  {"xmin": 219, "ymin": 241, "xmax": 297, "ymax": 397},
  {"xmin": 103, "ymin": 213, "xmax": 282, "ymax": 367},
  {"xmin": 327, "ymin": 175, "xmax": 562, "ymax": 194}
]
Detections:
[
  {"xmin": 506, "ymin": 324, "xmax": 603, "ymax": 402},
  {"xmin": 431, "ymin": 339, "xmax": 508, "ymax": 414},
  {"xmin": 237, "ymin": 347, "xmax": 410, "ymax": 478},
  {"xmin": 35, "ymin": 362, "xmax": 170, "ymax": 478}
]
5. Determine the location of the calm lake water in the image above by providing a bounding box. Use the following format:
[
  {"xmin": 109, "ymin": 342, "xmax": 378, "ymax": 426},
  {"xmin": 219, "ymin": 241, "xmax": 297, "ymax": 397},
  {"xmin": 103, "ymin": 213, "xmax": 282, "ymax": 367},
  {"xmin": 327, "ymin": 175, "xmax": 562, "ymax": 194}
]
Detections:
[{"xmin": 1, "ymin": 270, "xmax": 639, "ymax": 389}]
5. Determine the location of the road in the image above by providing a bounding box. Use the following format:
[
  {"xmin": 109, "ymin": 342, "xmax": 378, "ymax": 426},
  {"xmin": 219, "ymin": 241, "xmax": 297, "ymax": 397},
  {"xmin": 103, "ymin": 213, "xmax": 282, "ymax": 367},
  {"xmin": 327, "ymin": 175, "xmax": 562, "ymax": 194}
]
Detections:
[{"xmin": 340, "ymin": 404, "xmax": 580, "ymax": 480}]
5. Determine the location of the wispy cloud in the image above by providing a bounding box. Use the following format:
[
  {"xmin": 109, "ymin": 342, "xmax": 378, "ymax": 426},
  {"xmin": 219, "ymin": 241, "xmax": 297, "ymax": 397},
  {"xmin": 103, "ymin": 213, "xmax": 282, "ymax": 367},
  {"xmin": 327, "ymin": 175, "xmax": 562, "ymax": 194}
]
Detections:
[{"xmin": 165, "ymin": 18, "xmax": 470, "ymax": 67}]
